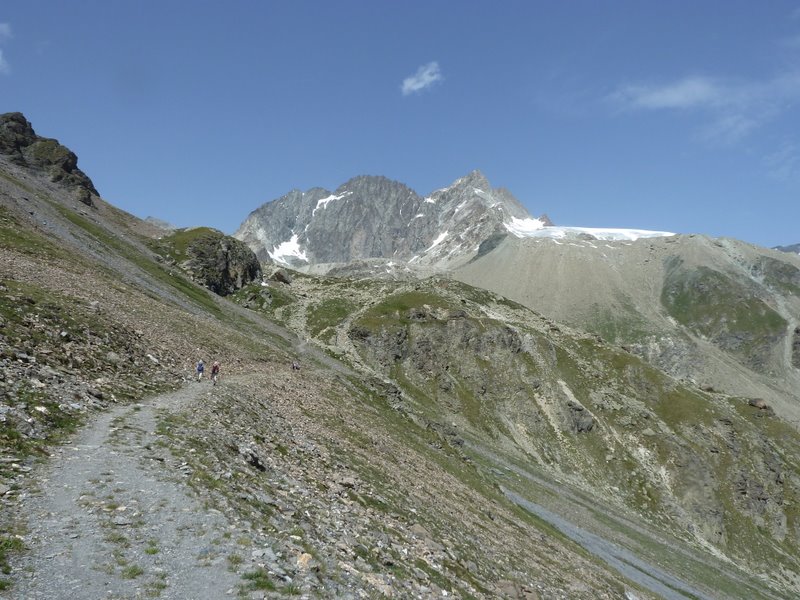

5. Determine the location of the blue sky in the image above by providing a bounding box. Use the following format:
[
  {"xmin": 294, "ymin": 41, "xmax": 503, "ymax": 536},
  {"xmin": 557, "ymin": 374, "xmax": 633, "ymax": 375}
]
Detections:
[{"xmin": 2, "ymin": 1, "xmax": 800, "ymax": 247}]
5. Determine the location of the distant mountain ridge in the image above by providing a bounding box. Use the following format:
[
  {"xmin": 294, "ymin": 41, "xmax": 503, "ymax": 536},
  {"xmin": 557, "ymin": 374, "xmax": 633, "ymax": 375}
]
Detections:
[
  {"xmin": 775, "ymin": 243, "xmax": 800, "ymax": 254},
  {"xmin": 235, "ymin": 170, "xmax": 544, "ymax": 269}
]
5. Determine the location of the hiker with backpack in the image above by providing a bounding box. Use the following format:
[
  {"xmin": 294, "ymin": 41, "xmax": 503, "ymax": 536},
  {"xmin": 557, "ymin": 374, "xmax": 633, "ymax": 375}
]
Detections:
[
  {"xmin": 196, "ymin": 359, "xmax": 205, "ymax": 381},
  {"xmin": 211, "ymin": 361, "xmax": 220, "ymax": 385}
]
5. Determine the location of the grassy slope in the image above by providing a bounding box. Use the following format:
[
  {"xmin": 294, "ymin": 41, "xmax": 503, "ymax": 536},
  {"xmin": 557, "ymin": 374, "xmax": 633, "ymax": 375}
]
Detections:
[{"xmin": 238, "ymin": 271, "xmax": 800, "ymax": 599}]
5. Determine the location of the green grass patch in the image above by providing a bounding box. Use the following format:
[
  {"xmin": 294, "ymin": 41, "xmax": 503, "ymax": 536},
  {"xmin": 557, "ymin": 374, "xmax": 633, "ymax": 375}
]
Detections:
[
  {"xmin": 231, "ymin": 282, "xmax": 296, "ymax": 315},
  {"xmin": 307, "ymin": 297, "xmax": 356, "ymax": 336},
  {"xmin": 0, "ymin": 206, "xmax": 62, "ymax": 259},
  {"xmin": 241, "ymin": 567, "xmax": 276, "ymax": 591},
  {"xmin": 0, "ymin": 535, "xmax": 24, "ymax": 578},
  {"xmin": 357, "ymin": 290, "xmax": 456, "ymax": 330},
  {"xmin": 121, "ymin": 564, "xmax": 144, "ymax": 579},
  {"xmin": 662, "ymin": 265, "xmax": 786, "ymax": 370},
  {"xmin": 148, "ymin": 227, "xmax": 220, "ymax": 264}
]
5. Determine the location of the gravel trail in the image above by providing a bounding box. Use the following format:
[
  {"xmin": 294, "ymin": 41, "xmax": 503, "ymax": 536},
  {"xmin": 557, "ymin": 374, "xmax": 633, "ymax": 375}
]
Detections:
[{"xmin": 7, "ymin": 384, "xmax": 250, "ymax": 600}]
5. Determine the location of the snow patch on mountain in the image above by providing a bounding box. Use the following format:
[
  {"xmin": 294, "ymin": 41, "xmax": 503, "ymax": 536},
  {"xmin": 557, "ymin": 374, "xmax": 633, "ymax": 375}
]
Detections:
[
  {"xmin": 503, "ymin": 217, "xmax": 674, "ymax": 241},
  {"xmin": 313, "ymin": 191, "xmax": 352, "ymax": 217},
  {"xmin": 269, "ymin": 234, "xmax": 308, "ymax": 265},
  {"xmin": 504, "ymin": 217, "xmax": 548, "ymax": 236},
  {"xmin": 426, "ymin": 231, "xmax": 448, "ymax": 251}
]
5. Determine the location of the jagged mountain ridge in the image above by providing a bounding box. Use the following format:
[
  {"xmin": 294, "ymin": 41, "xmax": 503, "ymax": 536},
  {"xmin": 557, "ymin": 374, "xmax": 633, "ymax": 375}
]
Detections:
[
  {"xmin": 775, "ymin": 242, "xmax": 800, "ymax": 255},
  {"xmin": 235, "ymin": 170, "xmax": 542, "ymax": 269}
]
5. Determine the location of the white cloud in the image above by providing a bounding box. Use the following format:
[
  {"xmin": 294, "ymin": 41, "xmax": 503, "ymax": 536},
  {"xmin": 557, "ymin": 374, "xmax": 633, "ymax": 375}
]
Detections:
[
  {"xmin": 0, "ymin": 50, "xmax": 8, "ymax": 75},
  {"xmin": 612, "ymin": 76, "xmax": 723, "ymax": 110},
  {"xmin": 610, "ymin": 72, "xmax": 800, "ymax": 143},
  {"xmin": 698, "ymin": 113, "xmax": 761, "ymax": 145},
  {"xmin": 401, "ymin": 61, "xmax": 442, "ymax": 96}
]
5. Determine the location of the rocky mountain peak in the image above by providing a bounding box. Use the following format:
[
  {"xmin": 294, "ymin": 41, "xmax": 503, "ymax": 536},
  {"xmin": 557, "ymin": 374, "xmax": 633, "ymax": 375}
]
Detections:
[
  {"xmin": 235, "ymin": 170, "xmax": 541, "ymax": 271},
  {"xmin": 334, "ymin": 174, "xmax": 418, "ymax": 202},
  {"xmin": 0, "ymin": 112, "xmax": 99, "ymax": 206},
  {"xmin": 451, "ymin": 169, "xmax": 490, "ymax": 190}
]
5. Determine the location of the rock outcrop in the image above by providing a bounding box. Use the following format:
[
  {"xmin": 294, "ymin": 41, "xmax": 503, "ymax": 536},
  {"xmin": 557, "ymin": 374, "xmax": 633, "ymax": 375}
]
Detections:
[
  {"xmin": 153, "ymin": 227, "xmax": 261, "ymax": 296},
  {"xmin": 0, "ymin": 112, "xmax": 99, "ymax": 206}
]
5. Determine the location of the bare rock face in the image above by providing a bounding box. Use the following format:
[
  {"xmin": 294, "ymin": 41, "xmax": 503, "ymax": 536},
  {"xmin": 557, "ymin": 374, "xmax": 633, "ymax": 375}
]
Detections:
[
  {"xmin": 0, "ymin": 112, "xmax": 99, "ymax": 206},
  {"xmin": 235, "ymin": 170, "xmax": 535, "ymax": 269},
  {"xmin": 184, "ymin": 231, "xmax": 261, "ymax": 296}
]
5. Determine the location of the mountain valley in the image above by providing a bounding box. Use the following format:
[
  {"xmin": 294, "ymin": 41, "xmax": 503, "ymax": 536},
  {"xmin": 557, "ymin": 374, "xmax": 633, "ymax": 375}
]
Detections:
[{"xmin": 2, "ymin": 111, "xmax": 800, "ymax": 599}]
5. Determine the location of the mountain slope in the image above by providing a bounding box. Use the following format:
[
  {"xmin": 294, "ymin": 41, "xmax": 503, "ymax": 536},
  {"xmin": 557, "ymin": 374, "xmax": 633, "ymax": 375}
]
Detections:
[
  {"xmin": 454, "ymin": 233, "xmax": 800, "ymax": 420},
  {"xmin": 233, "ymin": 269, "xmax": 800, "ymax": 598},
  {"xmin": 0, "ymin": 114, "xmax": 667, "ymax": 598}
]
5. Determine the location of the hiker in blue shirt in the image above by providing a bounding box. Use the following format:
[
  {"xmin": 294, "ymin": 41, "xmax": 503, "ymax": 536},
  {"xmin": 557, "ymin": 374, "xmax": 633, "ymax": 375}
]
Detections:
[{"xmin": 196, "ymin": 359, "xmax": 205, "ymax": 381}]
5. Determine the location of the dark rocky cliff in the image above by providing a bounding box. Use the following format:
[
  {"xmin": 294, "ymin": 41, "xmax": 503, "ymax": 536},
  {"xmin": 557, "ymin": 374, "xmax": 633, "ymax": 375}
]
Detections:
[
  {"xmin": 150, "ymin": 227, "xmax": 262, "ymax": 296},
  {"xmin": 0, "ymin": 112, "xmax": 99, "ymax": 206}
]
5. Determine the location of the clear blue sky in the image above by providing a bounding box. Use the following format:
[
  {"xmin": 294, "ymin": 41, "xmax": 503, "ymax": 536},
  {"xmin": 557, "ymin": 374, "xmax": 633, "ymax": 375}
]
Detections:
[{"xmin": 2, "ymin": 1, "xmax": 799, "ymax": 247}]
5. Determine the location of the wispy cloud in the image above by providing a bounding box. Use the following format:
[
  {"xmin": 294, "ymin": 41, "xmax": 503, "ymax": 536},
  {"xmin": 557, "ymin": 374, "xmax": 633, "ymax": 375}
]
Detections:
[
  {"xmin": 401, "ymin": 61, "xmax": 442, "ymax": 96},
  {"xmin": 0, "ymin": 23, "xmax": 10, "ymax": 74},
  {"xmin": 611, "ymin": 76, "xmax": 724, "ymax": 110},
  {"xmin": 764, "ymin": 141, "xmax": 800, "ymax": 180},
  {"xmin": 609, "ymin": 73, "xmax": 800, "ymax": 143}
]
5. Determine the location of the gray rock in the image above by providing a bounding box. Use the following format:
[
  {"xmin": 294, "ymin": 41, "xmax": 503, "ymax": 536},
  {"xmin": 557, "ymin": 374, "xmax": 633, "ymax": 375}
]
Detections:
[{"xmin": 235, "ymin": 170, "xmax": 533, "ymax": 269}]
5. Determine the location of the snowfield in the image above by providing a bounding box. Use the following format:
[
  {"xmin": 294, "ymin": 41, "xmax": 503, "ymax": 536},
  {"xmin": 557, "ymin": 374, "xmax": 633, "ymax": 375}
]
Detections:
[{"xmin": 503, "ymin": 217, "xmax": 674, "ymax": 241}]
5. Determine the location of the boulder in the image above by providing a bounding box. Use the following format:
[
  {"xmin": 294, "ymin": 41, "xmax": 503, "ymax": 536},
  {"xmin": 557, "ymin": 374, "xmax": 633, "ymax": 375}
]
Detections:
[{"xmin": 271, "ymin": 269, "xmax": 292, "ymax": 285}]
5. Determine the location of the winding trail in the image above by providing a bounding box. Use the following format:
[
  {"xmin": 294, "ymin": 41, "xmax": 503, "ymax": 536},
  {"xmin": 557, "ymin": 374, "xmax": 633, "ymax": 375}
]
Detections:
[{"xmin": 7, "ymin": 384, "xmax": 251, "ymax": 600}]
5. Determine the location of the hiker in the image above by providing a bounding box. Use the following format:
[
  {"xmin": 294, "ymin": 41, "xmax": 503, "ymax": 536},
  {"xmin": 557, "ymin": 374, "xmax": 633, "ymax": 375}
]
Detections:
[
  {"xmin": 211, "ymin": 361, "xmax": 220, "ymax": 385},
  {"xmin": 196, "ymin": 359, "xmax": 204, "ymax": 381}
]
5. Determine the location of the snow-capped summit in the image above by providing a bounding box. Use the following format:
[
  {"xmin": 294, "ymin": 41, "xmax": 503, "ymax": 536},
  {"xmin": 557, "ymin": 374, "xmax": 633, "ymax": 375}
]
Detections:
[
  {"xmin": 236, "ymin": 171, "xmax": 541, "ymax": 269},
  {"xmin": 235, "ymin": 171, "xmax": 674, "ymax": 271}
]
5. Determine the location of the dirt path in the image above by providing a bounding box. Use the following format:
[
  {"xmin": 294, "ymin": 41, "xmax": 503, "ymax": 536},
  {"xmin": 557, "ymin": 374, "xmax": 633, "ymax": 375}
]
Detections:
[{"xmin": 6, "ymin": 384, "xmax": 253, "ymax": 600}]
